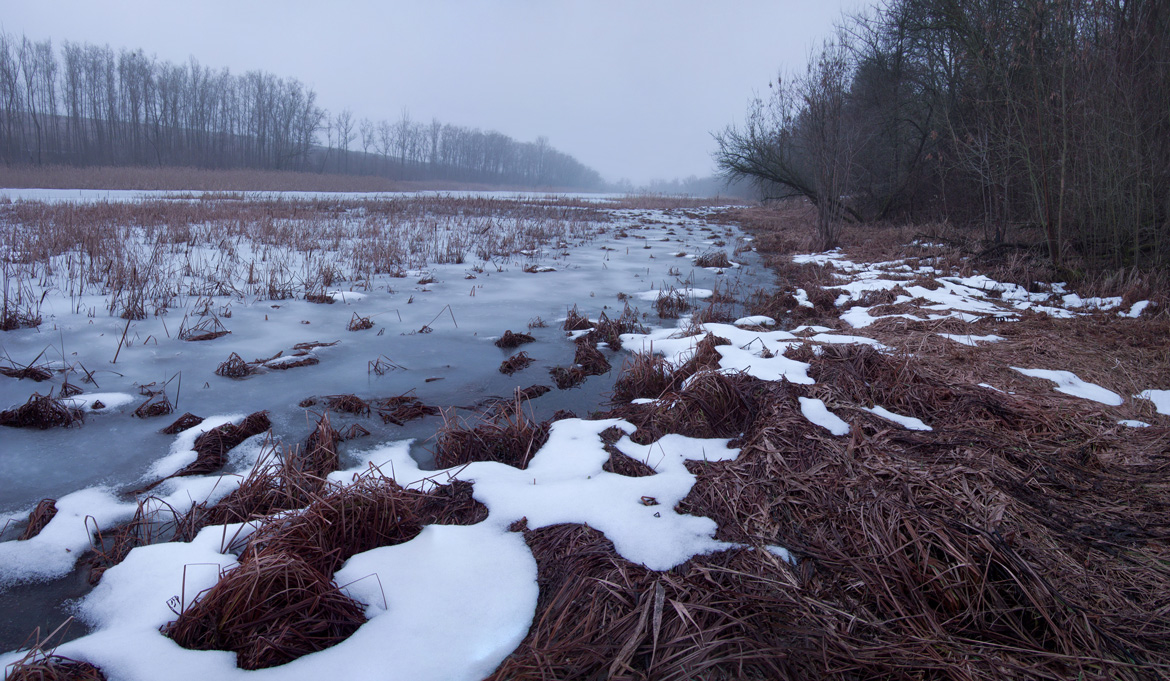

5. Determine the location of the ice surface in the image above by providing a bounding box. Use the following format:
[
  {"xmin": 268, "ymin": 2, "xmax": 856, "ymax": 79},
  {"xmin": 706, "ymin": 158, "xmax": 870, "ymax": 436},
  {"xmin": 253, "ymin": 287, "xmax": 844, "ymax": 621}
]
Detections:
[
  {"xmin": 1136, "ymin": 389, "xmax": 1170, "ymax": 415},
  {"xmin": 798, "ymin": 397, "xmax": 850, "ymax": 436},
  {"xmin": 1011, "ymin": 368, "xmax": 1123, "ymax": 405}
]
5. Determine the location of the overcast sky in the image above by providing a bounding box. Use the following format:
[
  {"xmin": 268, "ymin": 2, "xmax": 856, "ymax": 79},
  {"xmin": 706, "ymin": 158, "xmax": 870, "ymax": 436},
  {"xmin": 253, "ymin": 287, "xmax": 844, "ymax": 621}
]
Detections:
[{"xmin": 3, "ymin": 0, "xmax": 861, "ymax": 184}]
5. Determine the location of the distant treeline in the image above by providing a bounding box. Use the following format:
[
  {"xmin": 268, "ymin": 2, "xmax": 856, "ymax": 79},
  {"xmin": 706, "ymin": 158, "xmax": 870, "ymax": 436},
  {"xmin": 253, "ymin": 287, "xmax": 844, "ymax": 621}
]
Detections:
[
  {"xmin": 0, "ymin": 33, "xmax": 604, "ymax": 189},
  {"xmin": 717, "ymin": 0, "xmax": 1169, "ymax": 267}
]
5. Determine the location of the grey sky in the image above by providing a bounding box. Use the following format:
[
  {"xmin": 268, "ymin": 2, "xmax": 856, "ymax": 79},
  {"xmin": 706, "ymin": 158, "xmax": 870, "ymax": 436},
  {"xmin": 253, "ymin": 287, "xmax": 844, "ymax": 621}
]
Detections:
[{"xmin": 3, "ymin": 0, "xmax": 859, "ymax": 184}]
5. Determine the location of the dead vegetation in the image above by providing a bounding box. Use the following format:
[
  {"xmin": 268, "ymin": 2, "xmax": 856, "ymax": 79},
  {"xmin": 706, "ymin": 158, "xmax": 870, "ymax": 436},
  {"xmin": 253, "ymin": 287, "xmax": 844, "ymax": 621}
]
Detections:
[
  {"xmin": 213, "ymin": 352, "xmax": 253, "ymax": 379},
  {"xmin": 162, "ymin": 473, "xmax": 487, "ymax": 670},
  {"xmin": 132, "ymin": 393, "xmax": 173, "ymax": 418},
  {"xmin": 346, "ymin": 312, "xmax": 374, "ymax": 331},
  {"xmin": 17, "ymin": 499, "xmax": 58, "ymax": 540},
  {"xmin": 492, "ymin": 330, "xmax": 1170, "ymax": 679},
  {"xmin": 162, "ymin": 549, "xmax": 365, "ymax": 670},
  {"xmin": 499, "ymin": 351, "xmax": 534, "ymax": 375},
  {"xmin": 375, "ymin": 395, "xmax": 439, "ymax": 425},
  {"xmin": 177, "ymin": 315, "xmax": 230, "ymax": 341},
  {"xmin": 161, "ymin": 412, "xmax": 204, "ymax": 434},
  {"xmin": 0, "ymin": 362, "xmax": 52, "ymax": 382},
  {"xmin": 5, "ymin": 654, "xmax": 105, "ymax": 680},
  {"xmin": 562, "ymin": 305, "xmax": 592, "ymax": 332},
  {"xmin": 694, "ymin": 250, "xmax": 732, "ymax": 268},
  {"xmin": 0, "ymin": 393, "xmax": 84, "ymax": 429},
  {"xmin": 138, "ymin": 412, "xmax": 273, "ymax": 486},
  {"xmin": 433, "ymin": 407, "xmax": 552, "ymax": 470},
  {"xmin": 495, "ymin": 329, "xmax": 535, "ymax": 348},
  {"xmin": 654, "ymin": 290, "xmax": 691, "ymax": 319},
  {"xmin": 321, "ymin": 394, "xmax": 370, "ymax": 416}
]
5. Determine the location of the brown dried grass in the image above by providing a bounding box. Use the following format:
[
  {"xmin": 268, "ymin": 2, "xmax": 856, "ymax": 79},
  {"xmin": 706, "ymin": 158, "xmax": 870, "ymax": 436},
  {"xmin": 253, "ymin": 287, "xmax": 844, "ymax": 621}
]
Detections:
[
  {"xmin": 434, "ymin": 407, "xmax": 551, "ymax": 470},
  {"xmin": 322, "ymin": 394, "xmax": 370, "ymax": 416},
  {"xmin": 0, "ymin": 364, "xmax": 53, "ymax": 382},
  {"xmin": 562, "ymin": 305, "xmax": 592, "ymax": 332},
  {"xmin": 5, "ymin": 655, "xmax": 105, "ymax": 681},
  {"xmin": 0, "ymin": 393, "xmax": 84, "ymax": 429},
  {"xmin": 694, "ymin": 250, "xmax": 732, "ymax": 268},
  {"xmin": 346, "ymin": 312, "xmax": 374, "ymax": 331},
  {"xmin": 500, "ymin": 351, "xmax": 535, "ymax": 375},
  {"xmin": 495, "ymin": 330, "xmax": 536, "ymax": 348},
  {"xmin": 161, "ymin": 549, "xmax": 366, "ymax": 670},
  {"xmin": 213, "ymin": 352, "xmax": 253, "ymax": 379},
  {"xmin": 171, "ymin": 411, "xmax": 272, "ymax": 478},
  {"xmin": 375, "ymin": 395, "xmax": 439, "ymax": 425},
  {"xmin": 549, "ymin": 366, "xmax": 587, "ymax": 390},
  {"xmin": 161, "ymin": 412, "xmax": 204, "ymax": 434},
  {"xmin": 572, "ymin": 342, "xmax": 611, "ymax": 376},
  {"xmin": 18, "ymin": 499, "xmax": 58, "ymax": 541},
  {"xmin": 133, "ymin": 393, "xmax": 173, "ymax": 419}
]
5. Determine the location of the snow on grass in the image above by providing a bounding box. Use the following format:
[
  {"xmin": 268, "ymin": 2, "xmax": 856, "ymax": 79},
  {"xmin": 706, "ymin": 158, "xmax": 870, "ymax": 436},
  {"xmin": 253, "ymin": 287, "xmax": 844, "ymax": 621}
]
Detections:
[
  {"xmin": 792, "ymin": 250, "xmax": 1132, "ymax": 329},
  {"xmin": 861, "ymin": 405, "xmax": 932, "ymax": 431},
  {"xmin": 61, "ymin": 392, "xmax": 137, "ymax": 412},
  {"xmin": 937, "ymin": 333, "xmax": 1006, "ymax": 346},
  {"xmin": 0, "ymin": 487, "xmax": 135, "ymax": 591},
  {"xmin": 798, "ymin": 397, "xmax": 850, "ymax": 436},
  {"xmin": 1, "ymin": 417, "xmax": 742, "ymax": 679},
  {"xmin": 145, "ymin": 414, "xmax": 245, "ymax": 479},
  {"xmin": 808, "ymin": 332, "xmax": 890, "ymax": 350},
  {"xmin": 326, "ymin": 290, "xmax": 367, "ymax": 303},
  {"xmin": 1135, "ymin": 389, "xmax": 1170, "ymax": 415},
  {"xmin": 360, "ymin": 419, "xmax": 740, "ymax": 571},
  {"xmin": 1119, "ymin": 420, "xmax": 1150, "ymax": 428},
  {"xmin": 634, "ymin": 287, "xmax": 714, "ymax": 302},
  {"xmin": 765, "ymin": 545, "xmax": 794, "ymax": 563},
  {"xmin": 1120, "ymin": 300, "xmax": 1152, "ymax": 318},
  {"xmin": 1011, "ymin": 367, "xmax": 1123, "ymax": 405},
  {"xmin": 733, "ymin": 315, "xmax": 775, "ymax": 327},
  {"xmin": 618, "ymin": 321, "xmax": 899, "ymax": 385}
]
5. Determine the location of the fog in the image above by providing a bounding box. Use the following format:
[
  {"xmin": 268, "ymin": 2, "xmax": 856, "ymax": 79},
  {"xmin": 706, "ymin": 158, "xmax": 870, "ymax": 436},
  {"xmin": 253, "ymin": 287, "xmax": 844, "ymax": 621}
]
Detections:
[{"xmin": 3, "ymin": 0, "xmax": 859, "ymax": 184}]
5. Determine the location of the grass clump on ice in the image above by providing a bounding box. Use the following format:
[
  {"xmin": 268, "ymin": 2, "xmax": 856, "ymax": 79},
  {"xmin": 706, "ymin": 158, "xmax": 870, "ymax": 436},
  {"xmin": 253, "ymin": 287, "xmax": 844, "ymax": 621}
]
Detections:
[
  {"xmin": 495, "ymin": 329, "xmax": 536, "ymax": 349},
  {"xmin": 0, "ymin": 393, "xmax": 84, "ymax": 429},
  {"xmin": 499, "ymin": 351, "xmax": 534, "ymax": 375}
]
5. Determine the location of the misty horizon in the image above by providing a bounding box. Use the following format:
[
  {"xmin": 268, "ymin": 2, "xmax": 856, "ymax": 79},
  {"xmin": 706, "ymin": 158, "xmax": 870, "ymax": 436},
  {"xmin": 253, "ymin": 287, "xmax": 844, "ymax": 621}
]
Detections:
[{"xmin": 2, "ymin": 0, "xmax": 858, "ymax": 185}]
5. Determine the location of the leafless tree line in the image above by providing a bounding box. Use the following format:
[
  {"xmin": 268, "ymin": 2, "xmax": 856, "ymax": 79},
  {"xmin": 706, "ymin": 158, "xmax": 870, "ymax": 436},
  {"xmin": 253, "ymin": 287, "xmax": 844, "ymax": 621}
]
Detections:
[
  {"xmin": 716, "ymin": 0, "xmax": 1169, "ymax": 268},
  {"xmin": 0, "ymin": 33, "xmax": 603, "ymax": 189},
  {"xmin": 321, "ymin": 108, "xmax": 603, "ymax": 188}
]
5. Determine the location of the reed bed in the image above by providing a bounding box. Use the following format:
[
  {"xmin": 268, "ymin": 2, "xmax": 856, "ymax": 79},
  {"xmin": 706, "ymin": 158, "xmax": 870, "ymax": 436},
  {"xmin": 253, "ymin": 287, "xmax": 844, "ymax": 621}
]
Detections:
[{"xmin": 0, "ymin": 194, "xmax": 613, "ymax": 331}]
